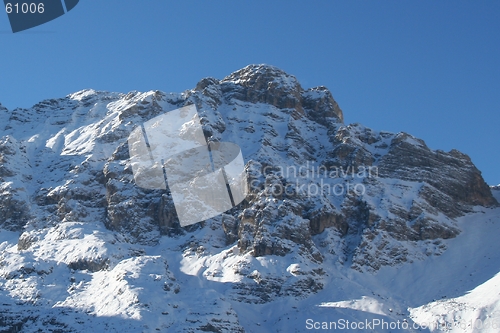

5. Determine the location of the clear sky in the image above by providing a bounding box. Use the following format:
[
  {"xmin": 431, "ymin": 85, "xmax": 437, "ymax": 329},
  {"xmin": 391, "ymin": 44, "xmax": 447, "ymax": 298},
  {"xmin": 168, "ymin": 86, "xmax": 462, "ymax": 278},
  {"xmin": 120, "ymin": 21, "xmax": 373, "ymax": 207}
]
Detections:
[{"xmin": 1, "ymin": 1, "xmax": 499, "ymax": 185}]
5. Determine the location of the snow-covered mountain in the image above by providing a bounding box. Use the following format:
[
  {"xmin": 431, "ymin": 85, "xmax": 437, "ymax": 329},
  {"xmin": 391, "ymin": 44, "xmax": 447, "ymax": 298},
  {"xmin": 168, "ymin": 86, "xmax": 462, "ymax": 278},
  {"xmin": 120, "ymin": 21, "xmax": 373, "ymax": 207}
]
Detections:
[{"xmin": 0, "ymin": 64, "xmax": 499, "ymax": 332}]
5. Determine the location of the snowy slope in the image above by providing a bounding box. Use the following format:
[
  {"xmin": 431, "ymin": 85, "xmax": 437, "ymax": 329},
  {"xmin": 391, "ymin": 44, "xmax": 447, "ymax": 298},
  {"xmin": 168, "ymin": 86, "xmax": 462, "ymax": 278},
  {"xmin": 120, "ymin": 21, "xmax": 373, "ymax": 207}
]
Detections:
[{"xmin": 1, "ymin": 205, "xmax": 499, "ymax": 332}]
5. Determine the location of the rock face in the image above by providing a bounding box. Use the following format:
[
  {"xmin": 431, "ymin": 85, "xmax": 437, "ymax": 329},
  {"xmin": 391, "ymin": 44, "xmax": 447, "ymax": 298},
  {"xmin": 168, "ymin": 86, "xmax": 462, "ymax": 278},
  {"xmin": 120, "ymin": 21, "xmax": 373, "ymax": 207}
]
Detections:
[
  {"xmin": 0, "ymin": 136, "xmax": 33, "ymax": 231},
  {"xmin": 0, "ymin": 64, "xmax": 497, "ymax": 331},
  {"xmin": 219, "ymin": 64, "xmax": 343, "ymax": 124}
]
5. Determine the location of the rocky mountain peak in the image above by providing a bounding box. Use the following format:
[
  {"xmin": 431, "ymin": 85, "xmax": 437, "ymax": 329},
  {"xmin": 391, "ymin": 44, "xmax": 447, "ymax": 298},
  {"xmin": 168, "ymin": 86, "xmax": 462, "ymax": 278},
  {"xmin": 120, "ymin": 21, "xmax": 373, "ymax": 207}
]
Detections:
[
  {"xmin": 67, "ymin": 89, "xmax": 100, "ymax": 101},
  {"xmin": 0, "ymin": 65, "xmax": 499, "ymax": 332},
  {"xmin": 222, "ymin": 64, "xmax": 302, "ymax": 93},
  {"xmin": 214, "ymin": 64, "xmax": 344, "ymax": 125},
  {"xmin": 217, "ymin": 64, "xmax": 303, "ymax": 112}
]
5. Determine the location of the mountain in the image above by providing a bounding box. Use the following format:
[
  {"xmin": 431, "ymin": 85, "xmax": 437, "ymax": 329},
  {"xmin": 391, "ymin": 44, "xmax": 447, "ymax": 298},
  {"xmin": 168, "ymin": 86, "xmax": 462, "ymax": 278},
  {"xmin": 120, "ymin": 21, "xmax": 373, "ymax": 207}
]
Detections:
[{"xmin": 0, "ymin": 64, "xmax": 498, "ymax": 332}]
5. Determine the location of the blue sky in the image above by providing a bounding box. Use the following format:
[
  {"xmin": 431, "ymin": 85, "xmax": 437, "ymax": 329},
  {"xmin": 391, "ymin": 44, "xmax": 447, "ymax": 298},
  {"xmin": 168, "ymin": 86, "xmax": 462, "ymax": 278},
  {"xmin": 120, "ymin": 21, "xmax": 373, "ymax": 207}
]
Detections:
[{"xmin": 1, "ymin": 1, "xmax": 499, "ymax": 185}]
